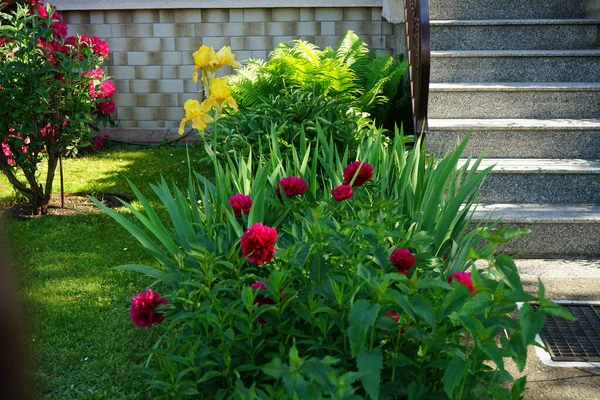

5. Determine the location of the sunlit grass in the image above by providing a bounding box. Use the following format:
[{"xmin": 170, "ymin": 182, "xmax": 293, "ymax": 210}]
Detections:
[{"xmin": 1, "ymin": 145, "xmax": 211, "ymax": 399}]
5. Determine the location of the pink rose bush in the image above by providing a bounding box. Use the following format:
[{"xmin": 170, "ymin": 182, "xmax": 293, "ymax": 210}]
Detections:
[{"xmin": 0, "ymin": 0, "xmax": 115, "ymax": 213}]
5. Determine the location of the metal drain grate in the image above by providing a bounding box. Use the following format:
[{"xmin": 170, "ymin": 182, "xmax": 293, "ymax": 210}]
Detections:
[{"xmin": 534, "ymin": 303, "xmax": 600, "ymax": 362}]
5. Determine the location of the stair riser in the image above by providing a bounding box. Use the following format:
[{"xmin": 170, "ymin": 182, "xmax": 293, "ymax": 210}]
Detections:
[
  {"xmin": 474, "ymin": 222, "xmax": 600, "ymax": 258},
  {"xmin": 428, "ymin": 91, "xmax": 600, "ymax": 119},
  {"xmin": 431, "ymin": 24, "xmax": 598, "ymax": 51},
  {"xmin": 477, "ymin": 174, "xmax": 600, "ymax": 203},
  {"xmin": 429, "ymin": 0, "xmax": 587, "ymax": 20},
  {"xmin": 427, "ymin": 130, "xmax": 600, "ymax": 159},
  {"xmin": 430, "ymin": 56, "xmax": 600, "ymax": 83}
]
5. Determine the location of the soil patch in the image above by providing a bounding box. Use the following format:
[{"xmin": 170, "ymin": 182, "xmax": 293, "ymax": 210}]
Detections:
[{"xmin": 1, "ymin": 193, "xmax": 132, "ymax": 219}]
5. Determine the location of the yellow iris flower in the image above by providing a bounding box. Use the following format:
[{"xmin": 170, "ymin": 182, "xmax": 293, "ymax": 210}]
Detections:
[
  {"xmin": 192, "ymin": 45, "xmax": 241, "ymax": 82},
  {"xmin": 214, "ymin": 46, "xmax": 241, "ymax": 69},
  {"xmin": 203, "ymin": 78, "xmax": 238, "ymax": 111},
  {"xmin": 178, "ymin": 99, "xmax": 213, "ymax": 134},
  {"xmin": 192, "ymin": 45, "xmax": 216, "ymax": 70}
]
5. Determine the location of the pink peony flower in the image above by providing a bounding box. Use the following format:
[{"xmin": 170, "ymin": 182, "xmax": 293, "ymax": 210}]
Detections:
[
  {"xmin": 98, "ymin": 99, "xmax": 116, "ymax": 115},
  {"xmin": 34, "ymin": 4, "xmax": 48, "ymax": 18},
  {"xmin": 241, "ymin": 223, "xmax": 277, "ymax": 265},
  {"xmin": 343, "ymin": 161, "xmax": 374, "ymax": 186},
  {"xmin": 228, "ymin": 193, "xmax": 252, "ymax": 217},
  {"xmin": 448, "ymin": 271, "xmax": 476, "ymax": 294},
  {"xmin": 390, "ymin": 248, "xmax": 416, "ymax": 273},
  {"xmin": 332, "ymin": 184, "xmax": 353, "ymax": 201},
  {"xmin": 130, "ymin": 289, "xmax": 168, "ymax": 329},
  {"xmin": 277, "ymin": 176, "xmax": 308, "ymax": 197}
]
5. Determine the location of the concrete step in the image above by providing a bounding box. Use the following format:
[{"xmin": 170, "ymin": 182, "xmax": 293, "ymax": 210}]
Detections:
[
  {"xmin": 471, "ymin": 203, "xmax": 600, "ymax": 258},
  {"xmin": 431, "ymin": 19, "xmax": 599, "ymax": 51},
  {"xmin": 464, "ymin": 158, "xmax": 600, "ymax": 203},
  {"xmin": 430, "ymin": 50, "xmax": 600, "ymax": 83},
  {"xmin": 513, "ymin": 258, "xmax": 600, "ymax": 280},
  {"xmin": 428, "ymin": 82, "xmax": 600, "ymax": 119},
  {"xmin": 427, "ymin": 118, "xmax": 600, "ymax": 158},
  {"xmin": 429, "ymin": 0, "xmax": 588, "ymax": 20}
]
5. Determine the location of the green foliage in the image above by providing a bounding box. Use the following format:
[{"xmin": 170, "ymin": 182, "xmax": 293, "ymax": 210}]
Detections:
[
  {"xmin": 225, "ymin": 31, "xmax": 409, "ymax": 149},
  {"xmin": 98, "ymin": 130, "xmax": 573, "ymax": 399}
]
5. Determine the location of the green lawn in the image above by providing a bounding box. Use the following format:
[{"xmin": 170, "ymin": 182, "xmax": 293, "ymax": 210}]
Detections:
[{"xmin": 1, "ymin": 145, "xmax": 211, "ymax": 399}]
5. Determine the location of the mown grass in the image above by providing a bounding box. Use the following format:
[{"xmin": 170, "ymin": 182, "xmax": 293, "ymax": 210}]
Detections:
[{"xmin": 0, "ymin": 145, "xmax": 211, "ymax": 399}]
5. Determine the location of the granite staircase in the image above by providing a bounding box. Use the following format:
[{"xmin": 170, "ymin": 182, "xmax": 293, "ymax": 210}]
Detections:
[{"xmin": 427, "ymin": 0, "xmax": 600, "ymax": 259}]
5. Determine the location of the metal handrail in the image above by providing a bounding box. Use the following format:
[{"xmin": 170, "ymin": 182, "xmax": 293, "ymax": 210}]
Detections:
[{"xmin": 404, "ymin": 0, "xmax": 431, "ymax": 138}]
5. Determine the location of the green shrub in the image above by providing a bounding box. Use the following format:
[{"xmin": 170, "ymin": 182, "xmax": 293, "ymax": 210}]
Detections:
[
  {"xmin": 96, "ymin": 131, "xmax": 572, "ymax": 399},
  {"xmin": 227, "ymin": 31, "xmax": 409, "ymax": 132}
]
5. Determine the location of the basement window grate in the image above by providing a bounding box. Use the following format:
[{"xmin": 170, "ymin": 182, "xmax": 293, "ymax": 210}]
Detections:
[{"xmin": 533, "ymin": 303, "xmax": 600, "ymax": 362}]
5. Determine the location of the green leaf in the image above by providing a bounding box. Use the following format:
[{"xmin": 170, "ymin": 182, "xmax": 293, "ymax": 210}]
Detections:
[
  {"xmin": 438, "ymin": 284, "xmax": 471, "ymax": 320},
  {"xmin": 411, "ymin": 293, "xmax": 437, "ymax": 332},
  {"xmin": 443, "ymin": 354, "xmax": 469, "ymax": 399},
  {"xmin": 357, "ymin": 347, "xmax": 382, "ymax": 400},
  {"xmin": 495, "ymin": 254, "xmax": 524, "ymax": 292},
  {"xmin": 519, "ymin": 303, "xmax": 546, "ymax": 347},
  {"xmin": 347, "ymin": 299, "xmax": 380, "ymax": 357},
  {"xmin": 114, "ymin": 264, "xmax": 165, "ymax": 279}
]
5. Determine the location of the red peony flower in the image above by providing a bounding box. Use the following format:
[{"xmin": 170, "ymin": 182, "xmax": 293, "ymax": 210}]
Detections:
[
  {"xmin": 241, "ymin": 223, "xmax": 277, "ymax": 265},
  {"xmin": 130, "ymin": 289, "xmax": 168, "ymax": 329},
  {"xmin": 277, "ymin": 176, "xmax": 308, "ymax": 197},
  {"xmin": 390, "ymin": 248, "xmax": 416, "ymax": 273},
  {"xmin": 448, "ymin": 271, "xmax": 476, "ymax": 294},
  {"xmin": 343, "ymin": 161, "xmax": 374, "ymax": 186},
  {"xmin": 331, "ymin": 184, "xmax": 353, "ymax": 201},
  {"xmin": 228, "ymin": 193, "xmax": 252, "ymax": 217},
  {"xmin": 90, "ymin": 36, "xmax": 109, "ymax": 57},
  {"xmin": 97, "ymin": 99, "xmax": 116, "ymax": 115},
  {"xmin": 250, "ymin": 280, "xmax": 274, "ymax": 307},
  {"xmin": 385, "ymin": 312, "xmax": 400, "ymax": 323}
]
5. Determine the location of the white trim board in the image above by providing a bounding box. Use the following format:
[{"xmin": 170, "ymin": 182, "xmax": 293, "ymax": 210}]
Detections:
[{"xmin": 52, "ymin": 0, "xmax": 382, "ymax": 10}]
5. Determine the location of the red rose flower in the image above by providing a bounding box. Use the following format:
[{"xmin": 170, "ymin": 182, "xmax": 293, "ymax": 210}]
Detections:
[
  {"xmin": 390, "ymin": 248, "xmax": 416, "ymax": 273},
  {"xmin": 448, "ymin": 271, "xmax": 476, "ymax": 294},
  {"xmin": 332, "ymin": 184, "xmax": 353, "ymax": 201},
  {"xmin": 277, "ymin": 176, "xmax": 308, "ymax": 197},
  {"xmin": 130, "ymin": 289, "xmax": 168, "ymax": 329},
  {"xmin": 97, "ymin": 99, "xmax": 116, "ymax": 115},
  {"xmin": 343, "ymin": 161, "xmax": 374, "ymax": 186},
  {"xmin": 90, "ymin": 36, "xmax": 109, "ymax": 57},
  {"xmin": 241, "ymin": 223, "xmax": 277, "ymax": 265},
  {"xmin": 50, "ymin": 20, "xmax": 68, "ymax": 38},
  {"xmin": 97, "ymin": 80, "xmax": 115, "ymax": 98},
  {"xmin": 229, "ymin": 193, "xmax": 252, "ymax": 217}
]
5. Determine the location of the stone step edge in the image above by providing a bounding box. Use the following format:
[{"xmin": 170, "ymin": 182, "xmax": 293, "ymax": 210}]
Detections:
[
  {"xmin": 430, "ymin": 82, "xmax": 600, "ymax": 91},
  {"xmin": 458, "ymin": 158, "xmax": 600, "ymax": 174},
  {"xmin": 431, "ymin": 18, "xmax": 600, "ymax": 26},
  {"xmin": 470, "ymin": 203, "xmax": 600, "ymax": 223},
  {"xmin": 431, "ymin": 49, "xmax": 600, "ymax": 58},
  {"xmin": 428, "ymin": 118, "xmax": 600, "ymax": 131}
]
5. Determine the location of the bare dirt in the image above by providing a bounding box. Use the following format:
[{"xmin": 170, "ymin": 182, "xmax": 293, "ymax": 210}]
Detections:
[{"xmin": 1, "ymin": 193, "xmax": 131, "ymax": 219}]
